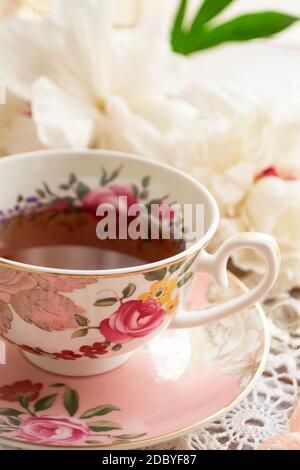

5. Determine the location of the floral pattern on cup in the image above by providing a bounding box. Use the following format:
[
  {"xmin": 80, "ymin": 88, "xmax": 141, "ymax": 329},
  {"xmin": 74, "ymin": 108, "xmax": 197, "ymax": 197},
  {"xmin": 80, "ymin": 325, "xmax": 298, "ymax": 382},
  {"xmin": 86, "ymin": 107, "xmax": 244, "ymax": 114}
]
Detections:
[
  {"xmin": 70, "ymin": 257, "xmax": 197, "ymax": 355},
  {"xmin": 0, "ymin": 253, "xmax": 198, "ymax": 360},
  {"xmin": 0, "ymin": 268, "xmax": 97, "ymax": 334},
  {"xmin": 0, "ymin": 166, "xmax": 168, "ymax": 226},
  {"xmin": 0, "ymin": 164, "xmax": 196, "ymax": 360},
  {"xmin": 0, "ymin": 380, "xmax": 146, "ymax": 446}
]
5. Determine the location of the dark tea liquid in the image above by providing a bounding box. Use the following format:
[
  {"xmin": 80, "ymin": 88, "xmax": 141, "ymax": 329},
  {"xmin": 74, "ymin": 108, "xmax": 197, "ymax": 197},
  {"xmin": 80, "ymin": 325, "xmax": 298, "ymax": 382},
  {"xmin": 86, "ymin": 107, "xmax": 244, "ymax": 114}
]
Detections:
[{"xmin": 0, "ymin": 210, "xmax": 183, "ymax": 270}]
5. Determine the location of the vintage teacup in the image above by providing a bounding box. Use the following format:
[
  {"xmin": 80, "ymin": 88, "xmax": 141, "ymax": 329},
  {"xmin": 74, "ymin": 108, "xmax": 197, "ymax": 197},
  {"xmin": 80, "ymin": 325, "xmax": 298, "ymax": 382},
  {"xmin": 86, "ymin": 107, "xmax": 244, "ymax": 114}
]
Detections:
[{"xmin": 0, "ymin": 150, "xmax": 280, "ymax": 376}]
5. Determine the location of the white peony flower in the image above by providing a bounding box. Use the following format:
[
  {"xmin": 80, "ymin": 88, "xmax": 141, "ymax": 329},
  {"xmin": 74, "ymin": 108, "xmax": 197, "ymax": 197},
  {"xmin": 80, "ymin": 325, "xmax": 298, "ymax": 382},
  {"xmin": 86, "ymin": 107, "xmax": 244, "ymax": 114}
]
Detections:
[
  {"xmin": 0, "ymin": 92, "xmax": 42, "ymax": 156},
  {"xmin": 233, "ymin": 176, "xmax": 300, "ymax": 292},
  {"xmin": 0, "ymin": 0, "xmax": 19, "ymax": 18},
  {"xmin": 0, "ymin": 0, "xmax": 199, "ymax": 159}
]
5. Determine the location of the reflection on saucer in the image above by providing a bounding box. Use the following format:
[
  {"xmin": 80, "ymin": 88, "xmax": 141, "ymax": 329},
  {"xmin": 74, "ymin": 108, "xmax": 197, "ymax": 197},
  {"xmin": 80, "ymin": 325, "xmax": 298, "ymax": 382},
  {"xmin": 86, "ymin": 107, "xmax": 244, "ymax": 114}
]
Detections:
[{"xmin": 143, "ymin": 329, "xmax": 191, "ymax": 383}]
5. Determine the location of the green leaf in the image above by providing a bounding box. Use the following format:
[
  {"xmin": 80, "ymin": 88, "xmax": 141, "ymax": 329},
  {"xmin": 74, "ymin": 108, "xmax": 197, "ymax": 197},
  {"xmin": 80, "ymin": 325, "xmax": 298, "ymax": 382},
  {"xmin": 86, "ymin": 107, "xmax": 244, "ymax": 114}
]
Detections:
[
  {"xmin": 80, "ymin": 404, "xmax": 120, "ymax": 419},
  {"xmin": 72, "ymin": 328, "xmax": 88, "ymax": 338},
  {"xmin": 115, "ymin": 433, "xmax": 147, "ymax": 440},
  {"xmin": 122, "ymin": 283, "xmax": 136, "ymax": 298},
  {"xmin": 69, "ymin": 173, "xmax": 77, "ymax": 185},
  {"xmin": 76, "ymin": 182, "xmax": 90, "ymax": 199},
  {"xmin": 50, "ymin": 383, "xmax": 65, "ymax": 388},
  {"xmin": 190, "ymin": 12, "xmax": 299, "ymax": 53},
  {"xmin": 180, "ymin": 256, "xmax": 197, "ymax": 275},
  {"xmin": 142, "ymin": 176, "xmax": 151, "ymax": 188},
  {"xmin": 169, "ymin": 260, "xmax": 185, "ymax": 274},
  {"xmin": 75, "ymin": 315, "xmax": 89, "ymax": 327},
  {"xmin": 177, "ymin": 272, "xmax": 193, "ymax": 288},
  {"xmin": 0, "ymin": 408, "xmax": 23, "ymax": 417},
  {"xmin": 18, "ymin": 396, "xmax": 29, "ymax": 409},
  {"xmin": 100, "ymin": 166, "xmax": 122, "ymax": 186},
  {"xmin": 144, "ymin": 268, "xmax": 167, "ymax": 282},
  {"xmin": 94, "ymin": 297, "xmax": 118, "ymax": 307},
  {"xmin": 88, "ymin": 421, "xmax": 122, "ymax": 433},
  {"xmin": 64, "ymin": 388, "xmax": 79, "ymax": 417},
  {"xmin": 171, "ymin": 0, "xmax": 188, "ymax": 53},
  {"xmin": 59, "ymin": 184, "xmax": 70, "ymax": 191},
  {"xmin": 132, "ymin": 184, "xmax": 139, "ymax": 198},
  {"xmin": 85, "ymin": 440, "xmax": 104, "ymax": 445},
  {"xmin": 8, "ymin": 417, "xmax": 21, "ymax": 426},
  {"xmin": 36, "ymin": 189, "xmax": 46, "ymax": 198},
  {"xmin": 171, "ymin": 1, "xmax": 299, "ymax": 55},
  {"xmin": 112, "ymin": 344, "xmax": 122, "ymax": 352},
  {"xmin": 34, "ymin": 394, "xmax": 57, "ymax": 413},
  {"xmin": 43, "ymin": 181, "xmax": 54, "ymax": 196},
  {"xmin": 106, "ymin": 166, "xmax": 123, "ymax": 185},
  {"xmin": 191, "ymin": 0, "xmax": 235, "ymax": 29},
  {"xmin": 140, "ymin": 190, "xmax": 149, "ymax": 200}
]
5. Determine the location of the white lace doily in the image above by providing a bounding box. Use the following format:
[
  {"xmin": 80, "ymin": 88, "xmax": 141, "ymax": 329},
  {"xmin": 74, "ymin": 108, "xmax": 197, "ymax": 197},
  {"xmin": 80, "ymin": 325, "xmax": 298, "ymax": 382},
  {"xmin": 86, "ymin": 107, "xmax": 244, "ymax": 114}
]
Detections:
[{"xmin": 1, "ymin": 274, "xmax": 299, "ymax": 451}]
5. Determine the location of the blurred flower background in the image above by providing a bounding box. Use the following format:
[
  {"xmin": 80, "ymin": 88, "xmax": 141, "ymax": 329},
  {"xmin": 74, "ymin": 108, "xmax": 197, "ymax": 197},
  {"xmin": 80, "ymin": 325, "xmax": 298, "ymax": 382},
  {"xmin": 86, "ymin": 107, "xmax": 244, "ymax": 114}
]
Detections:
[{"xmin": 1, "ymin": 0, "xmax": 300, "ymax": 294}]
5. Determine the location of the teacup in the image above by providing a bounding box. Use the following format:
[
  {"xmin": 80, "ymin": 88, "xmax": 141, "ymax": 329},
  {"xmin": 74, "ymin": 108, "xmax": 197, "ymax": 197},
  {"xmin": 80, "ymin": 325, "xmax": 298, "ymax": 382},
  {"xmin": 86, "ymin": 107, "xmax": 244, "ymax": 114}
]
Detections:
[{"xmin": 0, "ymin": 150, "xmax": 280, "ymax": 376}]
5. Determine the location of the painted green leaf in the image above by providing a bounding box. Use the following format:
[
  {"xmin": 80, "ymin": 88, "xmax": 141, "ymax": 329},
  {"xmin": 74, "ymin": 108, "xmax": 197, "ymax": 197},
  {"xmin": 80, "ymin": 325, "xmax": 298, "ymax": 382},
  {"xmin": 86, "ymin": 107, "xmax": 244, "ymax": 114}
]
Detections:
[
  {"xmin": 169, "ymin": 260, "xmax": 185, "ymax": 274},
  {"xmin": 85, "ymin": 440, "xmax": 104, "ymax": 445},
  {"xmin": 64, "ymin": 388, "xmax": 79, "ymax": 417},
  {"xmin": 112, "ymin": 344, "xmax": 122, "ymax": 352},
  {"xmin": 115, "ymin": 433, "xmax": 147, "ymax": 440},
  {"xmin": 72, "ymin": 328, "xmax": 88, "ymax": 338},
  {"xmin": 140, "ymin": 190, "xmax": 149, "ymax": 200},
  {"xmin": 80, "ymin": 404, "xmax": 120, "ymax": 419},
  {"xmin": 76, "ymin": 182, "xmax": 90, "ymax": 199},
  {"xmin": 36, "ymin": 189, "xmax": 46, "ymax": 198},
  {"xmin": 177, "ymin": 272, "xmax": 193, "ymax": 288},
  {"xmin": 142, "ymin": 176, "xmax": 151, "ymax": 188},
  {"xmin": 0, "ymin": 408, "xmax": 23, "ymax": 417},
  {"xmin": 106, "ymin": 166, "xmax": 123, "ymax": 185},
  {"xmin": 18, "ymin": 396, "xmax": 29, "ymax": 409},
  {"xmin": 94, "ymin": 297, "xmax": 118, "ymax": 307},
  {"xmin": 34, "ymin": 394, "xmax": 57, "ymax": 413},
  {"xmin": 59, "ymin": 184, "xmax": 70, "ymax": 191},
  {"xmin": 75, "ymin": 315, "xmax": 89, "ymax": 327},
  {"xmin": 122, "ymin": 283, "xmax": 136, "ymax": 299},
  {"xmin": 132, "ymin": 184, "xmax": 139, "ymax": 198},
  {"xmin": 101, "ymin": 166, "xmax": 122, "ymax": 186},
  {"xmin": 51, "ymin": 383, "xmax": 65, "ymax": 388},
  {"xmin": 69, "ymin": 173, "xmax": 77, "ymax": 185},
  {"xmin": 144, "ymin": 268, "xmax": 167, "ymax": 282},
  {"xmin": 180, "ymin": 256, "xmax": 197, "ymax": 275},
  {"xmin": 43, "ymin": 181, "xmax": 54, "ymax": 196},
  {"xmin": 8, "ymin": 417, "xmax": 21, "ymax": 426},
  {"xmin": 88, "ymin": 421, "xmax": 122, "ymax": 432}
]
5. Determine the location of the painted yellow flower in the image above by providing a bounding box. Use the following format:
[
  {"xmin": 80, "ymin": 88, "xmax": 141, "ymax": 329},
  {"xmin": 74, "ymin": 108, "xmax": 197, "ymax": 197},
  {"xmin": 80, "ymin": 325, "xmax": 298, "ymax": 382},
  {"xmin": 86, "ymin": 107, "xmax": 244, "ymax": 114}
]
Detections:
[
  {"xmin": 139, "ymin": 277, "xmax": 178, "ymax": 306},
  {"xmin": 165, "ymin": 295, "xmax": 180, "ymax": 316}
]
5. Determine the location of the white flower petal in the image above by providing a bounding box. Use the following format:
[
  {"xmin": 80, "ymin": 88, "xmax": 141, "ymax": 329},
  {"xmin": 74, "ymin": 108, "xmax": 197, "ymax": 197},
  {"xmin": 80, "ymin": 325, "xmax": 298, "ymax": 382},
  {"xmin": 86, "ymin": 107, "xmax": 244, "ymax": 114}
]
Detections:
[{"xmin": 32, "ymin": 77, "xmax": 97, "ymax": 148}]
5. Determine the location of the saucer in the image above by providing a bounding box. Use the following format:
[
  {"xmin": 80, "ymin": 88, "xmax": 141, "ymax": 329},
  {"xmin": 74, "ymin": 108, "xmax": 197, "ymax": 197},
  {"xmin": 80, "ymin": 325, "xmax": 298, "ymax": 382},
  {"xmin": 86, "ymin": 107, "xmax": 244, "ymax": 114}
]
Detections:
[{"xmin": 0, "ymin": 274, "xmax": 269, "ymax": 450}]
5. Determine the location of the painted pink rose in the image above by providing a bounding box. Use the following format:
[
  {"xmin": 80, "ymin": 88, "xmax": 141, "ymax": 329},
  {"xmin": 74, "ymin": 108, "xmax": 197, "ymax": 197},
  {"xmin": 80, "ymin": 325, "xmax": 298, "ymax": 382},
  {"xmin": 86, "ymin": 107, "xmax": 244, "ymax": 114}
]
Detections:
[
  {"xmin": 17, "ymin": 416, "xmax": 89, "ymax": 445},
  {"xmin": 46, "ymin": 199, "xmax": 70, "ymax": 212},
  {"xmin": 99, "ymin": 299, "xmax": 165, "ymax": 344},
  {"xmin": 0, "ymin": 267, "xmax": 37, "ymax": 303},
  {"xmin": 82, "ymin": 185, "xmax": 138, "ymax": 216}
]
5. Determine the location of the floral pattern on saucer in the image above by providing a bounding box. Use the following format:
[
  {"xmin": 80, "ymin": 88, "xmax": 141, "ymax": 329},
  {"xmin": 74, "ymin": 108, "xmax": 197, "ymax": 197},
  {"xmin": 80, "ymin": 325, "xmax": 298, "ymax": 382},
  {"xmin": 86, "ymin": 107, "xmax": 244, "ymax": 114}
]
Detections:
[
  {"xmin": 0, "ymin": 274, "xmax": 269, "ymax": 450},
  {"xmin": 0, "ymin": 381, "xmax": 145, "ymax": 446},
  {"xmin": 205, "ymin": 307, "xmax": 265, "ymax": 387}
]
